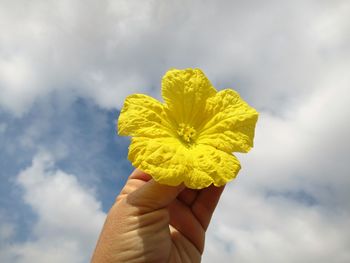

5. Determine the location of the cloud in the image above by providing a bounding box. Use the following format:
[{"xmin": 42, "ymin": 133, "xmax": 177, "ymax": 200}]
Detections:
[
  {"xmin": 1, "ymin": 0, "xmax": 350, "ymax": 262},
  {"xmin": 0, "ymin": 220, "xmax": 15, "ymax": 242},
  {"xmin": 0, "ymin": 0, "xmax": 151, "ymax": 115},
  {"xmin": 1, "ymin": 0, "xmax": 349, "ymax": 116},
  {"xmin": 203, "ymin": 62, "xmax": 350, "ymax": 262},
  {"xmin": 204, "ymin": 187, "xmax": 350, "ymax": 263},
  {"xmin": 0, "ymin": 95, "xmax": 132, "ymax": 216},
  {"xmin": 0, "ymin": 152, "xmax": 106, "ymax": 263}
]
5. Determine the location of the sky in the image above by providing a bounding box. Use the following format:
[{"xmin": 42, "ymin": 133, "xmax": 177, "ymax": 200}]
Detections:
[{"xmin": 0, "ymin": 0, "xmax": 350, "ymax": 262}]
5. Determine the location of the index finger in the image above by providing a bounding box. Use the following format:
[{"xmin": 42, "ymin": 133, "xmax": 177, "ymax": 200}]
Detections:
[{"xmin": 191, "ymin": 185, "xmax": 225, "ymax": 230}]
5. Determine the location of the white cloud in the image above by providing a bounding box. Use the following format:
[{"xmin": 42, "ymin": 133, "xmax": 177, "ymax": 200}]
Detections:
[
  {"xmin": 0, "ymin": 0, "xmax": 151, "ymax": 116},
  {"xmin": 1, "ymin": 0, "xmax": 349, "ymax": 116},
  {"xmin": 0, "ymin": 152, "xmax": 106, "ymax": 263},
  {"xmin": 0, "ymin": 221, "xmax": 15, "ymax": 242},
  {"xmin": 204, "ymin": 187, "xmax": 350, "ymax": 263},
  {"xmin": 203, "ymin": 62, "xmax": 350, "ymax": 262},
  {"xmin": 1, "ymin": 0, "xmax": 350, "ymax": 262}
]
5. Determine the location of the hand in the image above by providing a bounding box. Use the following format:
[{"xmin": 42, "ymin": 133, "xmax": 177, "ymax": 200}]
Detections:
[{"xmin": 91, "ymin": 169, "xmax": 224, "ymax": 263}]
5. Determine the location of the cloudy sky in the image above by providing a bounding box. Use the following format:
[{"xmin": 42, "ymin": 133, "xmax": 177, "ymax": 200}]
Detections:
[{"xmin": 1, "ymin": 0, "xmax": 349, "ymax": 262}]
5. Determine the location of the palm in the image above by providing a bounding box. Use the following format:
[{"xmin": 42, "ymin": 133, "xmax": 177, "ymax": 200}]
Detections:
[
  {"xmin": 121, "ymin": 171, "xmax": 224, "ymax": 263},
  {"xmin": 92, "ymin": 170, "xmax": 224, "ymax": 263},
  {"xmin": 167, "ymin": 190, "xmax": 208, "ymax": 263}
]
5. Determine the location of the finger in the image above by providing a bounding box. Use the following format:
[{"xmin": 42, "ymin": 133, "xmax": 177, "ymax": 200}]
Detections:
[
  {"xmin": 191, "ymin": 185, "xmax": 225, "ymax": 230},
  {"xmin": 168, "ymin": 199, "xmax": 205, "ymax": 253},
  {"xmin": 127, "ymin": 179, "xmax": 185, "ymax": 212},
  {"xmin": 128, "ymin": 168, "xmax": 152, "ymax": 181},
  {"xmin": 117, "ymin": 169, "xmax": 151, "ymax": 200},
  {"xmin": 177, "ymin": 188, "xmax": 199, "ymax": 206}
]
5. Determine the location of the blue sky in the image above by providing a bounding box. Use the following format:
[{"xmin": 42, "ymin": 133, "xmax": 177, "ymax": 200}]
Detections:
[{"xmin": 1, "ymin": 0, "xmax": 350, "ymax": 262}]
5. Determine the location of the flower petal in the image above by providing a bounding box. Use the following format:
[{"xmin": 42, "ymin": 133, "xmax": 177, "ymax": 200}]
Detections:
[
  {"xmin": 197, "ymin": 89, "xmax": 259, "ymax": 153},
  {"xmin": 161, "ymin": 68, "xmax": 217, "ymax": 127},
  {"xmin": 128, "ymin": 137, "xmax": 241, "ymax": 189},
  {"xmin": 118, "ymin": 94, "xmax": 174, "ymax": 138},
  {"xmin": 128, "ymin": 137, "xmax": 190, "ymax": 186},
  {"xmin": 190, "ymin": 144, "xmax": 241, "ymax": 187}
]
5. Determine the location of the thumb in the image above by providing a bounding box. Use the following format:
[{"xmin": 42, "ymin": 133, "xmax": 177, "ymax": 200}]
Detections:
[{"xmin": 126, "ymin": 179, "xmax": 184, "ymax": 212}]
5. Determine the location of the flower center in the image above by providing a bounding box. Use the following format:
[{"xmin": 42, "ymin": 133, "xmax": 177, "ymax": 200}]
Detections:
[{"xmin": 177, "ymin": 123, "xmax": 197, "ymax": 143}]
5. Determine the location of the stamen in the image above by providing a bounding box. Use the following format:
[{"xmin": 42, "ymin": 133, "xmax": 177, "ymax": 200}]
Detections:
[{"xmin": 177, "ymin": 123, "xmax": 197, "ymax": 143}]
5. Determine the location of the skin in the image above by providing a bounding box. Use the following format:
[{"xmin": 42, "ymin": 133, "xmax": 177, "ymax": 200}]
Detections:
[{"xmin": 91, "ymin": 169, "xmax": 225, "ymax": 263}]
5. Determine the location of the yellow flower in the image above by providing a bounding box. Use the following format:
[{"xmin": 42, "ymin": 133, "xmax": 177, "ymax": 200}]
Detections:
[{"xmin": 118, "ymin": 68, "xmax": 258, "ymax": 189}]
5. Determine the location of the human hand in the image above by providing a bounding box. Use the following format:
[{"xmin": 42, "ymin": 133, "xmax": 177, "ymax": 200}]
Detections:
[{"xmin": 91, "ymin": 169, "xmax": 224, "ymax": 263}]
